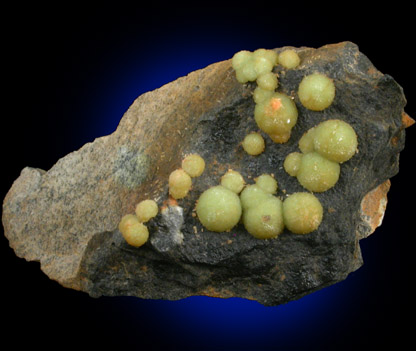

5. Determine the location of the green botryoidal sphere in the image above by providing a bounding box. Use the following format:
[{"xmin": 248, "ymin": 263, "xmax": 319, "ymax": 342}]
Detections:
[
  {"xmin": 298, "ymin": 127, "xmax": 317, "ymax": 154},
  {"xmin": 239, "ymin": 184, "xmax": 271, "ymax": 211},
  {"xmin": 283, "ymin": 192, "xmax": 323, "ymax": 234},
  {"xmin": 298, "ymin": 73, "xmax": 335, "ymax": 111},
  {"xmin": 283, "ymin": 152, "xmax": 303, "ymax": 177},
  {"xmin": 243, "ymin": 197, "xmax": 284, "ymax": 239},
  {"xmin": 220, "ymin": 170, "xmax": 245, "ymax": 194},
  {"xmin": 278, "ymin": 49, "xmax": 300, "ymax": 69},
  {"xmin": 296, "ymin": 152, "xmax": 340, "ymax": 192},
  {"xmin": 242, "ymin": 132, "xmax": 265, "ymax": 156},
  {"xmin": 256, "ymin": 72, "xmax": 278, "ymax": 91},
  {"xmin": 196, "ymin": 185, "xmax": 242, "ymax": 232},
  {"xmin": 254, "ymin": 92, "xmax": 298, "ymax": 143},
  {"xmin": 255, "ymin": 174, "xmax": 278, "ymax": 194},
  {"xmin": 313, "ymin": 119, "xmax": 358, "ymax": 163},
  {"xmin": 232, "ymin": 49, "xmax": 278, "ymax": 83},
  {"xmin": 169, "ymin": 169, "xmax": 192, "ymax": 199},
  {"xmin": 135, "ymin": 199, "xmax": 158, "ymax": 223},
  {"xmin": 182, "ymin": 154, "xmax": 205, "ymax": 177},
  {"xmin": 118, "ymin": 214, "xmax": 149, "ymax": 247}
]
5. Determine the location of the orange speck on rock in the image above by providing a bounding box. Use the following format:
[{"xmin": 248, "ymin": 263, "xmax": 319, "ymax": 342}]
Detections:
[
  {"xmin": 168, "ymin": 197, "xmax": 178, "ymax": 206},
  {"xmin": 391, "ymin": 135, "xmax": 400, "ymax": 146},
  {"xmin": 161, "ymin": 196, "xmax": 178, "ymax": 211},
  {"xmin": 360, "ymin": 180, "xmax": 391, "ymax": 237},
  {"xmin": 402, "ymin": 111, "xmax": 415, "ymax": 128}
]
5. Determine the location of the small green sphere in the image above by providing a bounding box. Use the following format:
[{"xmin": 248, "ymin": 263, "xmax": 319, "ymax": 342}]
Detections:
[
  {"xmin": 239, "ymin": 184, "xmax": 271, "ymax": 211},
  {"xmin": 243, "ymin": 197, "xmax": 284, "ymax": 239},
  {"xmin": 298, "ymin": 73, "xmax": 335, "ymax": 111},
  {"xmin": 221, "ymin": 170, "xmax": 245, "ymax": 194},
  {"xmin": 119, "ymin": 214, "xmax": 139, "ymax": 233},
  {"xmin": 135, "ymin": 199, "xmax": 158, "ymax": 223},
  {"xmin": 298, "ymin": 127, "xmax": 316, "ymax": 154},
  {"xmin": 313, "ymin": 119, "xmax": 358, "ymax": 163},
  {"xmin": 255, "ymin": 174, "xmax": 278, "ymax": 194},
  {"xmin": 253, "ymin": 48, "xmax": 278, "ymax": 66},
  {"xmin": 242, "ymin": 132, "xmax": 265, "ymax": 156},
  {"xmin": 256, "ymin": 72, "xmax": 278, "ymax": 91},
  {"xmin": 278, "ymin": 49, "xmax": 300, "ymax": 69},
  {"xmin": 119, "ymin": 214, "xmax": 149, "ymax": 247},
  {"xmin": 253, "ymin": 87, "xmax": 274, "ymax": 104},
  {"xmin": 296, "ymin": 152, "xmax": 340, "ymax": 192},
  {"xmin": 169, "ymin": 169, "xmax": 192, "ymax": 199},
  {"xmin": 233, "ymin": 49, "xmax": 278, "ymax": 85},
  {"xmin": 283, "ymin": 192, "xmax": 323, "ymax": 234},
  {"xmin": 232, "ymin": 50, "xmax": 252, "ymax": 71},
  {"xmin": 196, "ymin": 185, "xmax": 242, "ymax": 232},
  {"xmin": 253, "ymin": 55, "xmax": 274, "ymax": 75},
  {"xmin": 182, "ymin": 154, "xmax": 205, "ymax": 177},
  {"xmin": 241, "ymin": 60, "xmax": 258, "ymax": 82},
  {"xmin": 235, "ymin": 69, "xmax": 250, "ymax": 84},
  {"xmin": 283, "ymin": 152, "xmax": 303, "ymax": 177}
]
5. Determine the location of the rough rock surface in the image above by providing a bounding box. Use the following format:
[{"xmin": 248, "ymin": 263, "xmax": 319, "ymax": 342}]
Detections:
[{"xmin": 2, "ymin": 42, "xmax": 412, "ymax": 306}]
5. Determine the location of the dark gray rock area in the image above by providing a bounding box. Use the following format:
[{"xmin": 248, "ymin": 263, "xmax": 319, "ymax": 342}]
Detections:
[{"xmin": 2, "ymin": 42, "xmax": 412, "ymax": 306}]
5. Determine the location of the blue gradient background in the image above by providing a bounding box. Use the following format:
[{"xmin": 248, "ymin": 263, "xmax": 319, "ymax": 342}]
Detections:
[{"xmin": 3, "ymin": 3, "xmax": 415, "ymax": 350}]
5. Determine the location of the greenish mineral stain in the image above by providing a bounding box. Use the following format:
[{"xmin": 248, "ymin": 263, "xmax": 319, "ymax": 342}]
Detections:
[{"xmin": 113, "ymin": 146, "xmax": 150, "ymax": 189}]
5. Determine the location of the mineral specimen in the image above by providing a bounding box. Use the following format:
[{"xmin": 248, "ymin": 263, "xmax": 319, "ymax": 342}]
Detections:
[{"xmin": 2, "ymin": 42, "xmax": 413, "ymax": 306}]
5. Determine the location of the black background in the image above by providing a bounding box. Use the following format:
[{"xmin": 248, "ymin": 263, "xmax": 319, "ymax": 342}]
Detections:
[{"xmin": 2, "ymin": 2, "xmax": 415, "ymax": 350}]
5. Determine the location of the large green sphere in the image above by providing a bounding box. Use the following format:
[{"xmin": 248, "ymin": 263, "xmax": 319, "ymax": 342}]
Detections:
[
  {"xmin": 243, "ymin": 197, "xmax": 284, "ymax": 239},
  {"xmin": 239, "ymin": 184, "xmax": 271, "ymax": 211},
  {"xmin": 283, "ymin": 192, "xmax": 323, "ymax": 234},
  {"xmin": 313, "ymin": 119, "xmax": 358, "ymax": 163},
  {"xmin": 196, "ymin": 185, "xmax": 242, "ymax": 232},
  {"xmin": 298, "ymin": 73, "xmax": 335, "ymax": 111},
  {"xmin": 254, "ymin": 92, "xmax": 298, "ymax": 143},
  {"xmin": 296, "ymin": 152, "xmax": 340, "ymax": 192}
]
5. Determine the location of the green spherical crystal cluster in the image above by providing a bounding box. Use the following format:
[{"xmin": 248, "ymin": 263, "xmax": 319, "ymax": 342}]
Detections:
[
  {"xmin": 120, "ymin": 46, "xmax": 361, "ymax": 248},
  {"xmin": 298, "ymin": 73, "xmax": 336, "ymax": 111},
  {"xmin": 255, "ymin": 174, "xmax": 278, "ymax": 194},
  {"xmin": 195, "ymin": 166, "xmax": 324, "ymax": 237},
  {"xmin": 278, "ymin": 49, "xmax": 300, "ymax": 69},
  {"xmin": 169, "ymin": 169, "xmax": 192, "ymax": 199},
  {"xmin": 221, "ymin": 169, "xmax": 246, "ymax": 194},
  {"xmin": 232, "ymin": 49, "xmax": 278, "ymax": 84},
  {"xmin": 240, "ymin": 174, "xmax": 283, "ymax": 239},
  {"xmin": 295, "ymin": 152, "xmax": 340, "ymax": 192},
  {"xmin": 254, "ymin": 92, "xmax": 298, "ymax": 143},
  {"xmin": 169, "ymin": 153, "xmax": 206, "ymax": 199},
  {"xmin": 285, "ymin": 119, "xmax": 358, "ymax": 192},
  {"xmin": 196, "ymin": 185, "xmax": 242, "ymax": 232},
  {"xmin": 283, "ymin": 152, "xmax": 303, "ymax": 177},
  {"xmin": 242, "ymin": 132, "xmax": 265, "ymax": 156},
  {"xmin": 243, "ymin": 197, "xmax": 284, "ymax": 239},
  {"xmin": 283, "ymin": 192, "xmax": 323, "ymax": 234},
  {"xmin": 182, "ymin": 154, "xmax": 206, "ymax": 177},
  {"xmin": 240, "ymin": 175, "xmax": 323, "ymax": 237},
  {"xmin": 232, "ymin": 48, "xmax": 301, "ymax": 144},
  {"xmin": 119, "ymin": 199, "xmax": 159, "ymax": 247},
  {"xmin": 119, "ymin": 214, "xmax": 149, "ymax": 247},
  {"xmin": 135, "ymin": 199, "xmax": 159, "ymax": 223},
  {"xmin": 312, "ymin": 119, "xmax": 358, "ymax": 163},
  {"xmin": 119, "ymin": 153, "xmax": 206, "ymax": 247}
]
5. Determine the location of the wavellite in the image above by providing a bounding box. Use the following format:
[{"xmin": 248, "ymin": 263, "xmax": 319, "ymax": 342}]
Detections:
[{"xmin": 2, "ymin": 42, "xmax": 411, "ymax": 306}]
